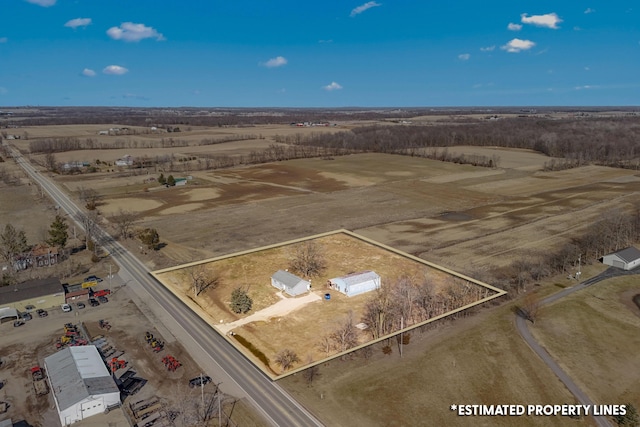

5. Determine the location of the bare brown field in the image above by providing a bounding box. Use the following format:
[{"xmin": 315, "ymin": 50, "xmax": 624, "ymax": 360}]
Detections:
[
  {"xmin": 531, "ymin": 276, "xmax": 640, "ymax": 411},
  {"xmin": 152, "ymin": 231, "xmax": 502, "ymax": 378}
]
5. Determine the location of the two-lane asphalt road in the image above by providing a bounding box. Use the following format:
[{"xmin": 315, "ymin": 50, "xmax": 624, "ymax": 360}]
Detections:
[
  {"xmin": 6, "ymin": 144, "xmax": 323, "ymax": 427},
  {"xmin": 515, "ymin": 266, "xmax": 640, "ymax": 427}
]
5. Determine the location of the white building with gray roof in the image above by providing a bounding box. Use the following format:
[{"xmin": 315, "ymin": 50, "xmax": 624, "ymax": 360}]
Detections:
[
  {"xmin": 329, "ymin": 270, "xmax": 381, "ymax": 297},
  {"xmin": 44, "ymin": 345, "xmax": 120, "ymax": 425},
  {"xmin": 602, "ymin": 246, "xmax": 640, "ymax": 270},
  {"xmin": 271, "ymin": 270, "xmax": 311, "ymax": 296}
]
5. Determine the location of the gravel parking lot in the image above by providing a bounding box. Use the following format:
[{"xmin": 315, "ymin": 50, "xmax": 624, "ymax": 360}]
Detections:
[{"xmin": 0, "ymin": 280, "xmax": 225, "ymax": 427}]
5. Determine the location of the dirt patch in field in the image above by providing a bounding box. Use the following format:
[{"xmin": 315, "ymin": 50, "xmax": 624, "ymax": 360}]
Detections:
[
  {"xmin": 158, "ymin": 202, "xmax": 205, "ymax": 215},
  {"xmin": 620, "ymin": 289, "xmax": 640, "ymax": 318},
  {"xmin": 184, "ymin": 187, "xmax": 222, "ymax": 201},
  {"xmin": 100, "ymin": 197, "xmax": 163, "ymax": 214}
]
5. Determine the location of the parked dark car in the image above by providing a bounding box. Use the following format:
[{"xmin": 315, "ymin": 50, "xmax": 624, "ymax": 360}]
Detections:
[
  {"xmin": 21, "ymin": 312, "xmax": 32, "ymax": 321},
  {"xmin": 36, "ymin": 309, "xmax": 48, "ymax": 318},
  {"xmin": 76, "ymin": 302, "xmax": 86, "ymax": 309},
  {"xmin": 188, "ymin": 375, "xmax": 212, "ymax": 388},
  {"xmin": 13, "ymin": 320, "xmax": 25, "ymax": 327},
  {"xmin": 89, "ymin": 298, "xmax": 100, "ymax": 307},
  {"xmin": 25, "ymin": 305, "xmax": 35, "ymax": 311},
  {"xmin": 97, "ymin": 296, "xmax": 109, "ymax": 304},
  {"xmin": 85, "ymin": 275, "xmax": 103, "ymax": 283}
]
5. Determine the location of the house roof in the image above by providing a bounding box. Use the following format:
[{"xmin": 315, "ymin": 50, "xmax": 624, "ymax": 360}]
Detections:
[
  {"xmin": 31, "ymin": 243, "xmax": 58, "ymax": 256},
  {"xmin": 272, "ymin": 270, "xmax": 309, "ymax": 288},
  {"xmin": 613, "ymin": 246, "xmax": 640, "ymax": 263},
  {"xmin": 0, "ymin": 277, "xmax": 63, "ymax": 306},
  {"xmin": 331, "ymin": 270, "xmax": 380, "ymax": 287},
  {"xmin": 44, "ymin": 345, "xmax": 119, "ymax": 411}
]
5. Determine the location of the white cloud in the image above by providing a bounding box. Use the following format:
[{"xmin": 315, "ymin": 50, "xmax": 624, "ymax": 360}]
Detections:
[
  {"xmin": 584, "ymin": 66, "xmax": 590, "ymax": 71},
  {"xmin": 480, "ymin": 45, "xmax": 495, "ymax": 52},
  {"xmin": 262, "ymin": 56, "xmax": 288, "ymax": 68},
  {"xmin": 501, "ymin": 38, "xmax": 535, "ymax": 53},
  {"xmin": 0, "ymin": 87, "xmax": 7, "ymax": 95},
  {"xmin": 458, "ymin": 53, "xmax": 470, "ymax": 61},
  {"xmin": 575, "ymin": 85, "xmax": 597, "ymax": 90},
  {"xmin": 24, "ymin": 0, "xmax": 56, "ymax": 6},
  {"xmin": 107, "ymin": 22, "xmax": 165, "ymax": 42},
  {"xmin": 82, "ymin": 68, "xmax": 96, "ymax": 77},
  {"xmin": 350, "ymin": 1, "xmax": 381, "ymax": 17},
  {"xmin": 323, "ymin": 82, "xmax": 343, "ymax": 91},
  {"xmin": 318, "ymin": 39, "xmax": 333, "ymax": 44},
  {"xmin": 521, "ymin": 13, "xmax": 562, "ymax": 29},
  {"xmin": 508, "ymin": 23, "xmax": 522, "ymax": 31},
  {"xmin": 584, "ymin": 8, "xmax": 595, "ymax": 14},
  {"xmin": 65, "ymin": 18, "xmax": 92, "ymax": 29},
  {"xmin": 103, "ymin": 65, "xmax": 129, "ymax": 75},
  {"xmin": 0, "ymin": 37, "xmax": 7, "ymax": 43}
]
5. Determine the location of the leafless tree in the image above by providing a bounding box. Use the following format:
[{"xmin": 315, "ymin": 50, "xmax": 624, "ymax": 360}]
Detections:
[
  {"xmin": 44, "ymin": 151, "xmax": 57, "ymax": 172},
  {"xmin": 274, "ymin": 349, "xmax": 300, "ymax": 373},
  {"xmin": 186, "ymin": 264, "xmax": 220, "ymax": 298},
  {"xmin": 110, "ymin": 208, "xmax": 137, "ymax": 239},
  {"xmin": 77, "ymin": 186, "xmax": 100, "ymax": 210},
  {"xmin": 289, "ymin": 241, "xmax": 326, "ymax": 278},
  {"xmin": 519, "ymin": 293, "xmax": 541, "ymax": 324},
  {"xmin": 330, "ymin": 311, "xmax": 359, "ymax": 354},
  {"xmin": 301, "ymin": 355, "xmax": 319, "ymax": 385}
]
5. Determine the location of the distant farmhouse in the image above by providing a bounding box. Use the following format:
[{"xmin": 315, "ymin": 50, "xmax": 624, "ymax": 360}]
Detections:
[
  {"xmin": 602, "ymin": 247, "xmax": 640, "ymax": 270},
  {"xmin": 271, "ymin": 270, "xmax": 311, "ymax": 297},
  {"xmin": 13, "ymin": 243, "xmax": 59, "ymax": 270},
  {"xmin": 329, "ymin": 271, "xmax": 381, "ymax": 297},
  {"xmin": 115, "ymin": 154, "xmax": 134, "ymax": 167}
]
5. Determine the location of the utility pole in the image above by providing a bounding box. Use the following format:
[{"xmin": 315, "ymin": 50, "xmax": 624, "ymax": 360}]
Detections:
[
  {"xmin": 108, "ymin": 264, "xmax": 112, "ymax": 288},
  {"xmin": 400, "ymin": 316, "xmax": 404, "ymax": 358}
]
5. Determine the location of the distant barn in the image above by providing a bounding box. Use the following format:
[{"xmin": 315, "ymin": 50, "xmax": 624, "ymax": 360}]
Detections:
[
  {"xmin": 601, "ymin": 247, "xmax": 640, "ymax": 270},
  {"xmin": 329, "ymin": 271, "xmax": 381, "ymax": 297}
]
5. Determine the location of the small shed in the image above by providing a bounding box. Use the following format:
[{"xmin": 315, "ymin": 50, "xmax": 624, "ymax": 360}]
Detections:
[
  {"xmin": 330, "ymin": 271, "xmax": 381, "ymax": 297},
  {"xmin": 602, "ymin": 247, "xmax": 640, "ymax": 270},
  {"xmin": 271, "ymin": 270, "xmax": 311, "ymax": 297}
]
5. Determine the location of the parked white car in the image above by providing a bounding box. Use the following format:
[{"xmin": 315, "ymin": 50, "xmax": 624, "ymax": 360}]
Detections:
[{"xmin": 61, "ymin": 303, "xmax": 72, "ymax": 313}]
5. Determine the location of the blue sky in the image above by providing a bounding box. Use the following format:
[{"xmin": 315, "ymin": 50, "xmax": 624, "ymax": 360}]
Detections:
[{"xmin": 1, "ymin": 0, "xmax": 639, "ymax": 107}]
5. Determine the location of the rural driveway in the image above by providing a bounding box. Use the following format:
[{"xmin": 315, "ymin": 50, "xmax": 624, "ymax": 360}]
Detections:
[
  {"xmin": 516, "ymin": 266, "xmax": 640, "ymax": 427},
  {"xmin": 5, "ymin": 143, "xmax": 324, "ymax": 427}
]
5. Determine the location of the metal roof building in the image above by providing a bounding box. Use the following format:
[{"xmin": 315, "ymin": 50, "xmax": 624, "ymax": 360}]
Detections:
[
  {"xmin": 271, "ymin": 270, "xmax": 311, "ymax": 296},
  {"xmin": 44, "ymin": 345, "xmax": 120, "ymax": 426},
  {"xmin": 602, "ymin": 247, "xmax": 640, "ymax": 270},
  {"xmin": 330, "ymin": 271, "xmax": 381, "ymax": 297},
  {"xmin": 0, "ymin": 277, "xmax": 64, "ymax": 312}
]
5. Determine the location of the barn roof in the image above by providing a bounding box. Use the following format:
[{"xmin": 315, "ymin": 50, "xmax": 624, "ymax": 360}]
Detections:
[
  {"xmin": 332, "ymin": 270, "xmax": 380, "ymax": 286},
  {"xmin": 614, "ymin": 246, "xmax": 640, "ymax": 263}
]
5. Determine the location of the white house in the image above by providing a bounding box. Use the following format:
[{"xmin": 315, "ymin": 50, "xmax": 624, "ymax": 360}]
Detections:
[
  {"xmin": 44, "ymin": 345, "xmax": 120, "ymax": 425},
  {"xmin": 602, "ymin": 247, "xmax": 640, "ymax": 270},
  {"xmin": 271, "ymin": 270, "xmax": 311, "ymax": 296},
  {"xmin": 329, "ymin": 271, "xmax": 381, "ymax": 297}
]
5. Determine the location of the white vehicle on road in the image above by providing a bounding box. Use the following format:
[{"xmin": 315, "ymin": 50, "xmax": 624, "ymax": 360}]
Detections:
[{"xmin": 61, "ymin": 303, "xmax": 72, "ymax": 313}]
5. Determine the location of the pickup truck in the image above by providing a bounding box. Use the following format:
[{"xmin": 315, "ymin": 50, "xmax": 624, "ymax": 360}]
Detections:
[
  {"xmin": 31, "ymin": 366, "xmax": 49, "ymax": 396},
  {"xmin": 91, "ymin": 289, "xmax": 111, "ymax": 298}
]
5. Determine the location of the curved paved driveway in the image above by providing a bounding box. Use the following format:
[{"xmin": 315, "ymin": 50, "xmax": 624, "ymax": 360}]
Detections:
[{"xmin": 517, "ymin": 266, "xmax": 640, "ymax": 427}]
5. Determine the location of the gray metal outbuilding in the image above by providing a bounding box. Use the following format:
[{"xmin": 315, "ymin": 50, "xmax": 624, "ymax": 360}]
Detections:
[
  {"xmin": 271, "ymin": 270, "xmax": 311, "ymax": 296},
  {"xmin": 602, "ymin": 247, "xmax": 640, "ymax": 270},
  {"xmin": 44, "ymin": 345, "xmax": 120, "ymax": 425}
]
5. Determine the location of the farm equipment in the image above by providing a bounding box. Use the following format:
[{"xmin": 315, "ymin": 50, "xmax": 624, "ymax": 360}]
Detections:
[
  {"xmin": 109, "ymin": 357, "xmax": 127, "ymax": 373},
  {"xmin": 31, "ymin": 366, "xmax": 49, "ymax": 396},
  {"xmin": 99, "ymin": 319, "xmax": 112, "ymax": 330},
  {"xmin": 55, "ymin": 323, "xmax": 87, "ymax": 348},
  {"xmin": 161, "ymin": 355, "xmax": 181, "ymax": 372},
  {"xmin": 144, "ymin": 332, "xmax": 165, "ymax": 352}
]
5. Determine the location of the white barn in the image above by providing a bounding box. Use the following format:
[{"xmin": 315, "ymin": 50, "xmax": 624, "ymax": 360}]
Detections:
[
  {"xmin": 602, "ymin": 247, "xmax": 640, "ymax": 270},
  {"xmin": 271, "ymin": 270, "xmax": 311, "ymax": 296},
  {"xmin": 330, "ymin": 271, "xmax": 381, "ymax": 297},
  {"xmin": 44, "ymin": 345, "xmax": 120, "ymax": 425}
]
